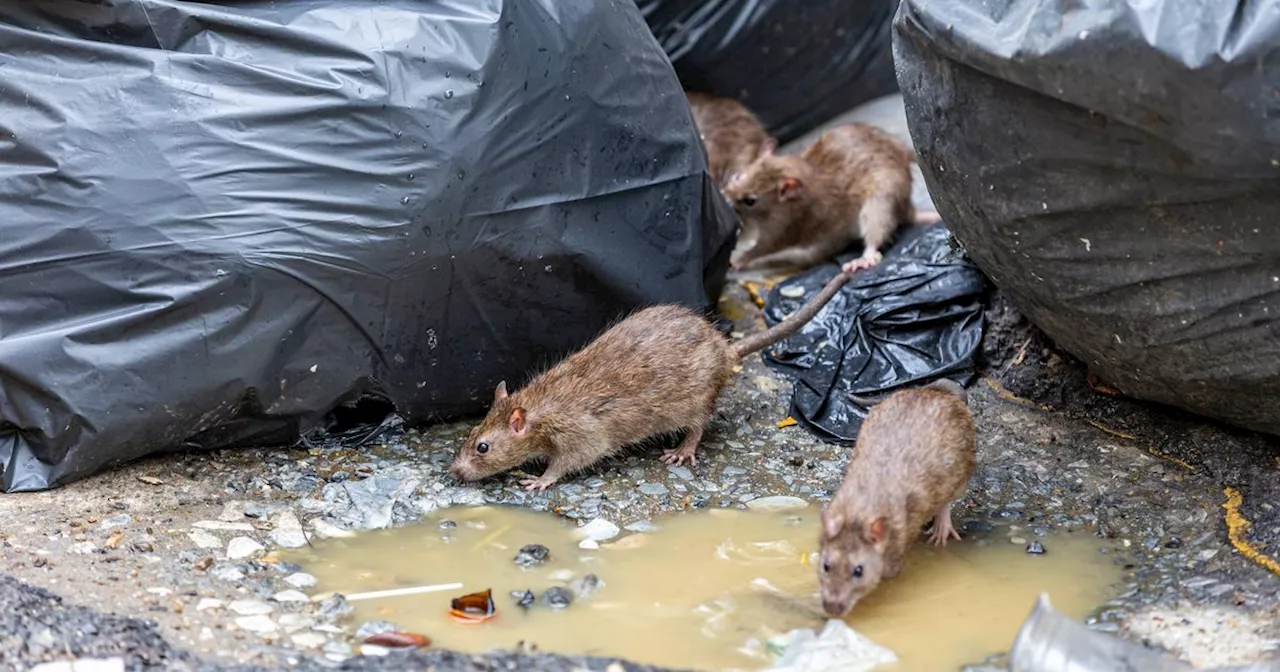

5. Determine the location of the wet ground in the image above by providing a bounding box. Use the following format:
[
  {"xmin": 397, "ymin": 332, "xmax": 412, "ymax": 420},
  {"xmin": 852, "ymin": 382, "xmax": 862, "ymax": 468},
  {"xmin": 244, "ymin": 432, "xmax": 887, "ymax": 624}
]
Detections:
[{"xmin": 1, "ymin": 95, "xmax": 1277, "ymax": 671}]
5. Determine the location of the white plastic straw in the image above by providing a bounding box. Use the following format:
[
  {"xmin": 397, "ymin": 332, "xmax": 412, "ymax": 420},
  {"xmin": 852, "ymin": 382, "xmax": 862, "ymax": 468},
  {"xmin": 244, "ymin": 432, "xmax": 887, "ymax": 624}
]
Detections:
[{"xmin": 342, "ymin": 582, "xmax": 464, "ymax": 602}]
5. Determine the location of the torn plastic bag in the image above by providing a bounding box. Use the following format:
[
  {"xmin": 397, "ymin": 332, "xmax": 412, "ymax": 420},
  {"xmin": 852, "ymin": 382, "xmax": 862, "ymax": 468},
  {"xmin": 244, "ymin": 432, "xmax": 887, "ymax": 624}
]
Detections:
[
  {"xmin": 894, "ymin": 0, "xmax": 1280, "ymax": 436},
  {"xmin": 0, "ymin": 0, "xmax": 736, "ymax": 492},
  {"xmin": 760, "ymin": 223, "xmax": 986, "ymax": 443},
  {"xmin": 636, "ymin": 0, "xmax": 900, "ymax": 144}
]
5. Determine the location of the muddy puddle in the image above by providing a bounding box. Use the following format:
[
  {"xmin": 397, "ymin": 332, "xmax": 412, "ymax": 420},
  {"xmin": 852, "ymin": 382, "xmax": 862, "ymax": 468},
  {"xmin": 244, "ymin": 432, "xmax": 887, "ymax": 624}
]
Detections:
[{"xmin": 291, "ymin": 504, "xmax": 1123, "ymax": 670}]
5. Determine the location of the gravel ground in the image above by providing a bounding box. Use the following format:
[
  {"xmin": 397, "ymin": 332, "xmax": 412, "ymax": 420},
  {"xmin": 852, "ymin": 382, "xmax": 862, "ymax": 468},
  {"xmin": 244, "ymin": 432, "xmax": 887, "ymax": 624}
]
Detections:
[{"xmin": 2, "ymin": 96, "xmax": 1277, "ymax": 672}]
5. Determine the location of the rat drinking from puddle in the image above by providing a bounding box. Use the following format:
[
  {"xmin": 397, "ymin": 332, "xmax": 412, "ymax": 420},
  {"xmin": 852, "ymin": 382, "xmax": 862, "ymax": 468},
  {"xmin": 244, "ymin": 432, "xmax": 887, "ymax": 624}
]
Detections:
[
  {"xmin": 724, "ymin": 123, "xmax": 925, "ymax": 274},
  {"xmin": 447, "ymin": 272, "xmax": 854, "ymax": 491},
  {"xmin": 817, "ymin": 379, "xmax": 976, "ymax": 617}
]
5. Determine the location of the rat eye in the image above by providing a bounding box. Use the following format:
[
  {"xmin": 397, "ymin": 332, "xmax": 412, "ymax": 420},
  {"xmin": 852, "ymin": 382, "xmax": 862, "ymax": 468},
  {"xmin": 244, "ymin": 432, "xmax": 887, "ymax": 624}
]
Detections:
[
  {"xmin": 821, "ymin": 560, "xmax": 830, "ymax": 573},
  {"xmin": 476, "ymin": 442, "xmax": 490, "ymax": 455},
  {"xmin": 740, "ymin": 195, "xmax": 757, "ymax": 207},
  {"xmin": 853, "ymin": 565, "xmax": 864, "ymax": 579}
]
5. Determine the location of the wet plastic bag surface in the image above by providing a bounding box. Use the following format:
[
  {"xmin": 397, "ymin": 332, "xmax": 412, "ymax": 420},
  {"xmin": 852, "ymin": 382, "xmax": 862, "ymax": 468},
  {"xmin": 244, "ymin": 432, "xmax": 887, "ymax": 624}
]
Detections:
[
  {"xmin": 0, "ymin": 0, "xmax": 736, "ymax": 492},
  {"xmin": 894, "ymin": 0, "xmax": 1280, "ymax": 437},
  {"xmin": 761, "ymin": 224, "xmax": 986, "ymax": 443},
  {"xmin": 636, "ymin": 0, "xmax": 900, "ymax": 144}
]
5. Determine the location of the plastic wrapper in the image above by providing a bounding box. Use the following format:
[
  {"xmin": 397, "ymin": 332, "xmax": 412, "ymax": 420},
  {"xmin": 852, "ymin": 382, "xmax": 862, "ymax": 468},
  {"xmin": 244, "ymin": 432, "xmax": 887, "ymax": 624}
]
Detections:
[
  {"xmin": 0, "ymin": 0, "xmax": 736, "ymax": 492},
  {"xmin": 761, "ymin": 223, "xmax": 986, "ymax": 442},
  {"xmin": 894, "ymin": 0, "xmax": 1280, "ymax": 436},
  {"xmin": 637, "ymin": 0, "xmax": 899, "ymax": 143}
]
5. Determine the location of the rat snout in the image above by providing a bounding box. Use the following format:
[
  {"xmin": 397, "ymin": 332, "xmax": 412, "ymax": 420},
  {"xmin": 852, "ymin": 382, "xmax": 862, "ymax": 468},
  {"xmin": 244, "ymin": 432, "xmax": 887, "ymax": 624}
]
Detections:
[{"xmin": 822, "ymin": 597, "xmax": 851, "ymax": 618}]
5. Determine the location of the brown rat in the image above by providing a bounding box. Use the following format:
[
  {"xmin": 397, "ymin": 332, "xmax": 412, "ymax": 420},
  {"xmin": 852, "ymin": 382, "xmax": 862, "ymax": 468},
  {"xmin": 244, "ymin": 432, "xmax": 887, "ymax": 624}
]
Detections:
[
  {"xmin": 685, "ymin": 91, "xmax": 775, "ymax": 190},
  {"xmin": 723, "ymin": 123, "xmax": 919, "ymax": 274},
  {"xmin": 817, "ymin": 378, "xmax": 976, "ymax": 617},
  {"xmin": 447, "ymin": 271, "xmax": 853, "ymax": 492}
]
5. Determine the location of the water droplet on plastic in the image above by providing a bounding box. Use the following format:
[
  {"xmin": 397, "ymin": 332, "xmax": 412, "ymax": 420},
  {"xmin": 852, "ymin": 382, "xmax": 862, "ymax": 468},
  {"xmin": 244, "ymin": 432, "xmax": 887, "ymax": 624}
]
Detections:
[
  {"xmin": 457, "ymin": 170, "xmax": 466, "ymax": 181},
  {"xmin": 407, "ymin": 173, "xmax": 415, "ymax": 180},
  {"xmin": 401, "ymin": 196, "xmax": 410, "ymax": 204},
  {"xmin": 395, "ymin": 130, "xmax": 402, "ymax": 138},
  {"xmin": 444, "ymin": 71, "xmax": 451, "ymax": 78},
  {"xmin": 444, "ymin": 90, "xmax": 454, "ymax": 100}
]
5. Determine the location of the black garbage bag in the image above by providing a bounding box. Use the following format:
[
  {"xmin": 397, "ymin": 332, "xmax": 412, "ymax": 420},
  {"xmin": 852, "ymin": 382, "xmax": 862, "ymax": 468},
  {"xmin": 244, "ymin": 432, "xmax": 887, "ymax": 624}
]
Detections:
[
  {"xmin": 636, "ymin": 0, "xmax": 899, "ymax": 144},
  {"xmin": 0, "ymin": 0, "xmax": 736, "ymax": 492},
  {"xmin": 760, "ymin": 223, "xmax": 986, "ymax": 443},
  {"xmin": 894, "ymin": 0, "xmax": 1280, "ymax": 437}
]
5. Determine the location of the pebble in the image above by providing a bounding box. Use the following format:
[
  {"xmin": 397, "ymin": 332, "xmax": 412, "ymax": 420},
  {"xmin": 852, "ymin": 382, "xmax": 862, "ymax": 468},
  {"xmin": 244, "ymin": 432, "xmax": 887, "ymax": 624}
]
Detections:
[
  {"xmin": 437, "ymin": 520, "xmax": 457, "ymax": 530},
  {"xmin": 570, "ymin": 573, "xmax": 604, "ymax": 598},
  {"xmin": 29, "ymin": 660, "xmax": 124, "ymax": 672},
  {"xmin": 1027, "ymin": 541, "xmax": 1046, "ymax": 555},
  {"xmin": 355, "ymin": 620, "xmax": 399, "ymax": 640},
  {"xmin": 235, "ymin": 615, "xmax": 279, "ymax": 634},
  {"xmin": 187, "ymin": 530, "xmax": 223, "ymax": 550},
  {"xmin": 624, "ymin": 520, "xmax": 658, "ymax": 533},
  {"xmin": 272, "ymin": 590, "xmax": 311, "ymax": 603},
  {"xmin": 292, "ymin": 632, "xmax": 327, "ymax": 648},
  {"xmin": 575, "ymin": 518, "xmax": 621, "ymax": 543},
  {"xmin": 229, "ymin": 599, "xmax": 274, "ymax": 616},
  {"xmin": 270, "ymin": 510, "xmax": 308, "ymax": 549},
  {"xmin": 227, "ymin": 536, "xmax": 265, "ymax": 560},
  {"xmin": 279, "ymin": 614, "xmax": 315, "ymax": 634},
  {"xmin": 192, "ymin": 520, "xmax": 255, "ymax": 532},
  {"xmin": 1010, "ymin": 536, "xmax": 1028, "ymax": 545},
  {"xmin": 312, "ymin": 519, "xmax": 357, "ymax": 539},
  {"xmin": 745, "ymin": 495, "xmax": 808, "ymax": 511},
  {"xmin": 512, "ymin": 590, "xmax": 536, "ymax": 608},
  {"xmin": 68, "ymin": 542, "xmax": 96, "ymax": 555},
  {"xmin": 578, "ymin": 539, "xmax": 599, "ymax": 550},
  {"xmin": 196, "ymin": 598, "xmax": 224, "ymax": 611},
  {"xmin": 543, "ymin": 586, "xmax": 573, "ymax": 609},
  {"xmin": 637, "ymin": 482, "xmax": 668, "ymax": 496},
  {"xmin": 285, "ymin": 572, "xmax": 318, "ymax": 588},
  {"xmin": 722, "ymin": 466, "xmax": 748, "ymax": 477},
  {"xmin": 317, "ymin": 594, "xmax": 353, "ymax": 622},
  {"xmin": 98, "ymin": 514, "xmax": 132, "ymax": 530},
  {"xmin": 514, "ymin": 544, "xmax": 551, "ymax": 568},
  {"xmin": 667, "ymin": 465, "xmax": 694, "ymax": 480},
  {"xmin": 213, "ymin": 566, "xmax": 246, "ymax": 582}
]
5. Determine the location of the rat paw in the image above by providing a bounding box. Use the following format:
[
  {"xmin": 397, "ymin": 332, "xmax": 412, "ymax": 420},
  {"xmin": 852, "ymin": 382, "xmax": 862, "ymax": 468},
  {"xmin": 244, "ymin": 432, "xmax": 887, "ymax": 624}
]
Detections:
[
  {"xmin": 519, "ymin": 476, "xmax": 556, "ymax": 492},
  {"xmin": 841, "ymin": 253, "xmax": 882, "ymax": 274},
  {"xmin": 927, "ymin": 524, "xmax": 961, "ymax": 547},
  {"xmin": 659, "ymin": 449, "xmax": 697, "ymax": 467}
]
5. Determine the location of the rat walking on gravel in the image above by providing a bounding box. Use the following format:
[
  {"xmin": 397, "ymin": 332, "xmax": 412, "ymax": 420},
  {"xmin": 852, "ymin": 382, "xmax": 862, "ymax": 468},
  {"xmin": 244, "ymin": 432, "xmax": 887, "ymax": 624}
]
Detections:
[
  {"xmin": 723, "ymin": 123, "xmax": 934, "ymax": 274},
  {"xmin": 817, "ymin": 378, "xmax": 976, "ymax": 617},
  {"xmin": 446, "ymin": 272, "xmax": 854, "ymax": 491}
]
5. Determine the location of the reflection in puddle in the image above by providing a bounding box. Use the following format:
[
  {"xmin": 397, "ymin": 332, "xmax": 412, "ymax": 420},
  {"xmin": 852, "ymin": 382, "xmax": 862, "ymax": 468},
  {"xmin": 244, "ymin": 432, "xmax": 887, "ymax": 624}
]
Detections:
[{"xmin": 290, "ymin": 505, "xmax": 1122, "ymax": 670}]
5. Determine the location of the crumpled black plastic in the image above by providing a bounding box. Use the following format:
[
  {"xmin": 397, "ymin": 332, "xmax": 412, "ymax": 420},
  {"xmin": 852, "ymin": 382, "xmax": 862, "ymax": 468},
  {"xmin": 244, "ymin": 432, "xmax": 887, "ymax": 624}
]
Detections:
[
  {"xmin": 636, "ymin": 0, "xmax": 900, "ymax": 144},
  {"xmin": 0, "ymin": 0, "xmax": 735, "ymax": 492},
  {"xmin": 894, "ymin": 0, "xmax": 1280, "ymax": 437},
  {"xmin": 760, "ymin": 223, "xmax": 987, "ymax": 443}
]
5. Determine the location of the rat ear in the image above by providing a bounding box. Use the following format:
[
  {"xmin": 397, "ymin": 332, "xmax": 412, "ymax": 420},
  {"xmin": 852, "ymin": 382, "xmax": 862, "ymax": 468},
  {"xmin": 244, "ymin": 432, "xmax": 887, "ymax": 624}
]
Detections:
[
  {"xmin": 778, "ymin": 177, "xmax": 802, "ymax": 199},
  {"xmin": 493, "ymin": 380, "xmax": 508, "ymax": 403},
  {"xmin": 760, "ymin": 137, "xmax": 777, "ymax": 157},
  {"xmin": 863, "ymin": 517, "xmax": 887, "ymax": 547},
  {"xmin": 508, "ymin": 407, "xmax": 527, "ymax": 436},
  {"xmin": 821, "ymin": 507, "xmax": 843, "ymax": 539}
]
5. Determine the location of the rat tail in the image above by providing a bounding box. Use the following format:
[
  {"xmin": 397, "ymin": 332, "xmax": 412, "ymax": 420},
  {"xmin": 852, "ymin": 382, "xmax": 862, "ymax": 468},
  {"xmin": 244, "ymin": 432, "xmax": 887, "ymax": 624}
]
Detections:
[{"xmin": 732, "ymin": 271, "xmax": 851, "ymax": 359}]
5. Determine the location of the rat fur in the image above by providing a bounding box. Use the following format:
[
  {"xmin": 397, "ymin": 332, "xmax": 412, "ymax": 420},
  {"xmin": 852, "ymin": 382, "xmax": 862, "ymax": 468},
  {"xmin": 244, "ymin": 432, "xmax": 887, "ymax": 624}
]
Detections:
[
  {"xmin": 685, "ymin": 91, "xmax": 775, "ymax": 190},
  {"xmin": 817, "ymin": 378, "xmax": 976, "ymax": 617},
  {"xmin": 723, "ymin": 123, "xmax": 916, "ymax": 274},
  {"xmin": 447, "ymin": 271, "xmax": 852, "ymax": 491}
]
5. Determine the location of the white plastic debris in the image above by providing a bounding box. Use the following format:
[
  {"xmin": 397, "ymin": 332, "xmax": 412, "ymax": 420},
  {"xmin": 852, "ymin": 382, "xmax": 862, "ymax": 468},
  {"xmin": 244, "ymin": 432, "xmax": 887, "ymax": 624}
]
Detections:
[
  {"xmin": 28, "ymin": 658, "xmax": 125, "ymax": 672},
  {"xmin": 764, "ymin": 619, "xmax": 897, "ymax": 672},
  {"xmin": 574, "ymin": 518, "xmax": 621, "ymax": 543}
]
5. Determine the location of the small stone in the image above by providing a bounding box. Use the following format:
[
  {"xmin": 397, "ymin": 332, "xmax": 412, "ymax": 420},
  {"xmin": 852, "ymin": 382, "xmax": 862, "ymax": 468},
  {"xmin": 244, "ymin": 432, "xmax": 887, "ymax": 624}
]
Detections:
[
  {"xmin": 514, "ymin": 544, "xmax": 551, "ymax": 568},
  {"xmin": 355, "ymin": 620, "xmax": 399, "ymax": 640},
  {"xmin": 360, "ymin": 644, "xmax": 391, "ymax": 657},
  {"xmin": 667, "ymin": 465, "xmax": 694, "ymax": 480},
  {"xmin": 543, "ymin": 586, "xmax": 573, "ymax": 609},
  {"xmin": 29, "ymin": 659, "xmax": 124, "ymax": 672},
  {"xmin": 192, "ymin": 520, "xmax": 255, "ymax": 532},
  {"xmin": 229, "ymin": 599, "xmax": 274, "ymax": 616},
  {"xmin": 437, "ymin": 520, "xmax": 457, "ymax": 530},
  {"xmin": 227, "ymin": 536, "xmax": 265, "ymax": 560},
  {"xmin": 131, "ymin": 541, "xmax": 154, "ymax": 553},
  {"xmin": 637, "ymin": 482, "xmax": 668, "ymax": 496},
  {"xmin": 1010, "ymin": 536, "xmax": 1028, "ymax": 545},
  {"xmin": 285, "ymin": 572, "xmax": 318, "ymax": 588},
  {"xmin": 578, "ymin": 539, "xmax": 599, "ymax": 550},
  {"xmin": 278, "ymin": 613, "xmax": 315, "ymax": 633},
  {"xmin": 1026, "ymin": 541, "xmax": 1046, "ymax": 555},
  {"xmin": 317, "ymin": 594, "xmax": 354, "ymax": 622},
  {"xmin": 188, "ymin": 530, "xmax": 222, "ymax": 550},
  {"xmin": 312, "ymin": 519, "xmax": 356, "ymax": 539},
  {"xmin": 218, "ymin": 501, "xmax": 249, "ymax": 521},
  {"xmin": 68, "ymin": 542, "xmax": 96, "ymax": 555},
  {"xmin": 624, "ymin": 520, "xmax": 658, "ymax": 533},
  {"xmin": 235, "ymin": 615, "xmax": 279, "ymax": 634},
  {"xmin": 104, "ymin": 531, "xmax": 124, "ymax": 550},
  {"xmin": 722, "ymin": 466, "xmax": 747, "ymax": 477},
  {"xmin": 570, "ymin": 573, "xmax": 604, "ymax": 598},
  {"xmin": 292, "ymin": 632, "xmax": 327, "ymax": 648},
  {"xmin": 270, "ymin": 510, "xmax": 308, "ymax": 549},
  {"xmin": 575, "ymin": 518, "xmax": 621, "ymax": 543},
  {"xmin": 193, "ymin": 557, "xmax": 215, "ymax": 571},
  {"xmin": 136, "ymin": 475, "xmax": 164, "ymax": 486},
  {"xmin": 196, "ymin": 598, "xmax": 224, "ymax": 611},
  {"xmin": 213, "ymin": 566, "xmax": 245, "ymax": 581},
  {"xmin": 779, "ymin": 284, "xmax": 806, "ymax": 298},
  {"xmin": 99, "ymin": 514, "xmax": 132, "ymax": 530},
  {"xmin": 273, "ymin": 590, "xmax": 310, "ymax": 603},
  {"xmin": 511, "ymin": 590, "xmax": 536, "ymax": 608},
  {"xmin": 745, "ymin": 495, "xmax": 808, "ymax": 511}
]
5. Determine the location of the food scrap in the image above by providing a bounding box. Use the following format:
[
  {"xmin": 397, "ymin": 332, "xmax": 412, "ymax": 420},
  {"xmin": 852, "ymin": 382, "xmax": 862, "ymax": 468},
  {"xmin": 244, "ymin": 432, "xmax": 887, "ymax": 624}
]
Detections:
[
  {"xmin": 777, "ymin": 416, "xmax": 798, "ymax": 429},
  {"xmin": 450, "ymin": 588, "xmax": 497, "ymax": 623},
  {"xmin": 363, "ymin": 631, "xmax": 432, "ymax": 648}
]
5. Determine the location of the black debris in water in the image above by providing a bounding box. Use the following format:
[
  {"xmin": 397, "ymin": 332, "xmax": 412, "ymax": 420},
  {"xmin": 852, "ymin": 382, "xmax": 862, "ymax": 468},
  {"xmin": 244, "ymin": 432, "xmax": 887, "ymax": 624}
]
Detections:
[
  {"xmin": 514, "ymin": 544, "xmax": 551, "ymax": 568},
  {"xmin": 1027, "ymin": 541, "xmax": 1046, "ymax": 555},
  {"xmin": 438, "ymin": 520, "xmax": 457, "ymax": 530},
  {"xmin": 511, "ymin": 590, "xmax": 536, "ymax": 608},
  {"xmin": 543, "ymin": 587, "xmax": 573, "ymax": 609},
  {"xmin": 569, "ymin": 574, "xmax": 604, "ymax": 598},
  {"xmin": 316, "ymin": 594, "xmax": 354, "ymax": 622}
]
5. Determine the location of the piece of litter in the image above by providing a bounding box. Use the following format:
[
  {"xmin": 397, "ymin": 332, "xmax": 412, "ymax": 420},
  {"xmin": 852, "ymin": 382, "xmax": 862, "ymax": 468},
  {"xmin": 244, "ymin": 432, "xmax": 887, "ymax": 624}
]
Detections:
[
  {"xmin": 765, "ymin": 619, "xmax": 897, "ymax": 671},
  {"xmin": 343, "ymin": 582, "xmax": 463, "ymax": 602},
  {"xmin": 777, "ymin": 416, "xmax": 798, "ymax": 429},
  {"xmin": 779, "ymin": 284, "xmax": 806, "ymax": 298}
]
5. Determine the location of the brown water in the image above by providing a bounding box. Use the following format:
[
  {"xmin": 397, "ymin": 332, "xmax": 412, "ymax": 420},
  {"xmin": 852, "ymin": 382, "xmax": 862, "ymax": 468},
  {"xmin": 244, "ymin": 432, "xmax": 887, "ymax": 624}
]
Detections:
[{"xmin": 291, "ymin": 505, "xmax": 1122, "ymax": 670}]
